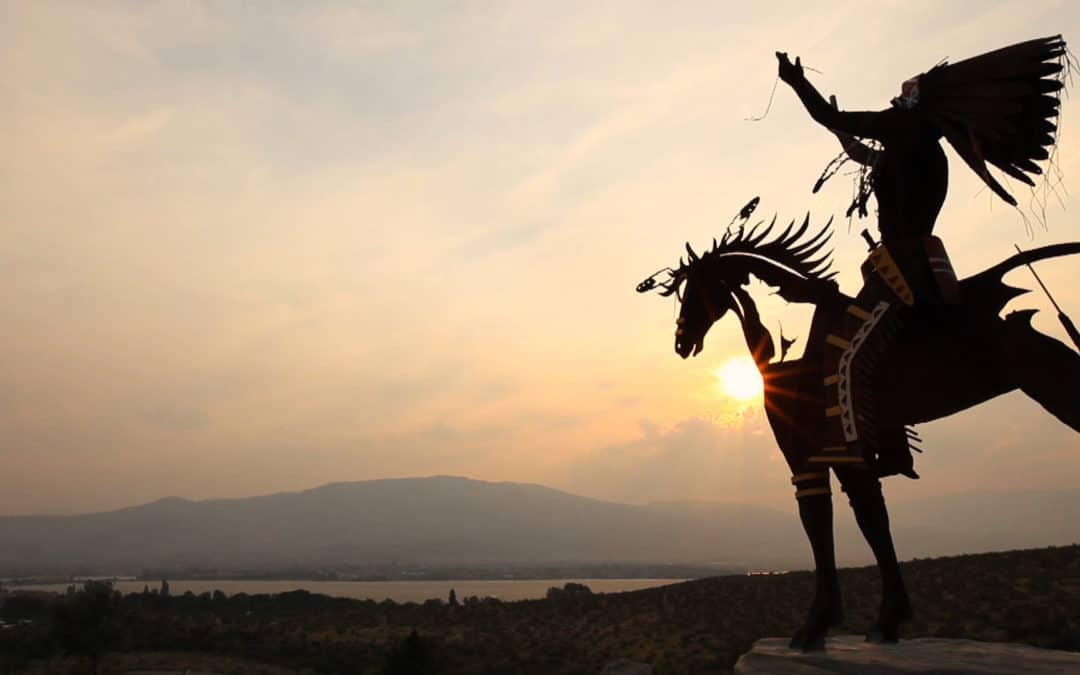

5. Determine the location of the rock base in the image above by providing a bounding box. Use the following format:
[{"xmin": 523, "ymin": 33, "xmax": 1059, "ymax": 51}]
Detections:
[
  {"xmin": 735, "ymin": 635, "xmax": 1080, "ymax": 674},
  {"xmin": 600, "ymin": 659, "xmax": 652, "ymax": 675}
]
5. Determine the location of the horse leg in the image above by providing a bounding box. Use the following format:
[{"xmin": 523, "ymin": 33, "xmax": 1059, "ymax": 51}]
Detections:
[
  {"xmin": 1001, "ymin": 312, "xmax": 1080, "ymax": 430},
  {"xmin": 789, "ymin": 475, "xmax": 843, "ymax": 651},
  {"xmin": 835, "ymin": 467, "xmax": 912, "ymax": 643}
]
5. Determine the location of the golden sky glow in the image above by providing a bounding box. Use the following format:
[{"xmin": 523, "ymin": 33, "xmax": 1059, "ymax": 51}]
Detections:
[{"xmin": 3, "ymin": 1, "xmax": 1079, "ymax": 514}]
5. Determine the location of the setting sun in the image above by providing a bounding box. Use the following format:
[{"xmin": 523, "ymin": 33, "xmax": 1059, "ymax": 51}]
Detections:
[{"xmin": 714, "ymin": 357, "xmax": 764, "ymax": 401}]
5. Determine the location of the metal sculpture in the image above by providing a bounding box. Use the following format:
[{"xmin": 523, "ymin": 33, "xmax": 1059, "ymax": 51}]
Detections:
[
  {"xmin": 638, "ymin": 207, "xmax": 1080, "ymax": 649},
  {"xmin": 637, "ymin": 35, "xmax": 1078, "ymax": 651}
]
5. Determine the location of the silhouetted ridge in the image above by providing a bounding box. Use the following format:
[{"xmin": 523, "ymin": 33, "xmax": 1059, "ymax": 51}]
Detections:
[{"xmin": 1, "ymin": 478, "xmax": 1076, "ymax": 574}]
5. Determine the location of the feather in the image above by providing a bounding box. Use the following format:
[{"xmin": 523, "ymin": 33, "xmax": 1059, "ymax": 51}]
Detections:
[
  {"xmin": 916, "ymin": 35, "xmax": 1066, "ymax": 205},
  {"xmin": 943, "ymin": 123, "xmax": 1017, "ymax": 206},
  {"xmin": 992, "ymin": 161, "xmax": 1037, "ymax": 186}
]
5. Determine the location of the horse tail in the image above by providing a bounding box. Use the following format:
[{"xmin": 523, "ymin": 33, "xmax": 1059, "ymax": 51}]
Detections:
[
  {"xmin": 960, "ymin": 242, "xmax": 1080, "ymax": 317},
  {"xmin": 982, "ymin": 242, "xmax": 1080, "ymax": 278}
]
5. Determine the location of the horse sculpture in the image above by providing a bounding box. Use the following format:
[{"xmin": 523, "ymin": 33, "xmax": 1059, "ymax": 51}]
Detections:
[{"xmin": 637, "ymin": 204, "xmax": 1080, "ymax": 650}]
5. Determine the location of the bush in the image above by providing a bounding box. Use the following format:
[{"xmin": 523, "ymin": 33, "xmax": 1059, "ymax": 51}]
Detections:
[
  {"xmin": 546, "ymin": 583, "xmax": 593, "ymax": 600},
  {"xmin": 384, "ymin": 629, "xmax": 442, "ymax": 675}
]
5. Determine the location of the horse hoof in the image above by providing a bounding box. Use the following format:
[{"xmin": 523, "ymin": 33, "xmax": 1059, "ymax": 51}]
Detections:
[
  {"xmin": 792, "ymin": 594, "xmax": 842, "ymax": 651},
  {"xmin": 867, "ymin": 593, "xmax": 911, "ymax": 643},
  {"xmin": 790, "ymin": 630, "xmax": 826, "ymax": 652},
  {"xmin": 865, "ymin": 625, "xmax": 899, "ymax": 644}
]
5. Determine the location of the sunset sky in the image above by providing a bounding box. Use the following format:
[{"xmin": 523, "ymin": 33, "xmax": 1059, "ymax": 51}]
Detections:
[{"xmin": 4, "ymin": 1, "xmax": 1080, "ymax": 515}]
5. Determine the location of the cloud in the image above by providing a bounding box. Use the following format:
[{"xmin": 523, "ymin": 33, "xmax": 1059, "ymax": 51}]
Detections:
[
  {"xmin": 558, "ymin": 384, "xmax": 1080, "ymax": 510},
  {"xmin": 560, "ymin": 413, "xmax": 792, "ymax": 506},
  {"xmin": 2, "ymin": 1, "xmax": 1078, "ymax": 516}
]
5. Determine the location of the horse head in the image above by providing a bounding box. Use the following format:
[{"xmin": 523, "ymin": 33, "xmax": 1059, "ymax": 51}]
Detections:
[
  {"xmin": 636, "ymin": 245, "xmax": 740, "ymax": 359},
  {"xmin": 637, "ymin": 199, "xmax": 836, "ymax": 360}
]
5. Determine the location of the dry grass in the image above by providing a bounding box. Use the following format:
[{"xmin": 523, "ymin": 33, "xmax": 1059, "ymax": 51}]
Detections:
[{"xmin": 5, "ymin": 545, "xmax": 1079, "ymax": 674}]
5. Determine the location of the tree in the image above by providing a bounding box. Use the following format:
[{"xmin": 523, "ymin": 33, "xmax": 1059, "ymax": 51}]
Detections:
[
  {"xmin": 448, "ymin": 589, "xmax": 458, "ymax": 607},
  {"xmin": 547, "ymin": 582, "xmax": 593, "ymax": 601},
  {"xmin": 159, "ymin": 579, "xmax": 170, "ymax": 597},
  {"xmin": 385, "ymin": 629, "xmax": 441, "ymax": 675},
  {"xmin": 51, "ymin": 581, "xmax": 119, "ymax": 675},
  {"xmin": 563, "ymin": 582, "xmax": 592, "ymax": 597},
  {"xmin": 1, "ymin": 593, "xmax": 49, "ymax": 623}
]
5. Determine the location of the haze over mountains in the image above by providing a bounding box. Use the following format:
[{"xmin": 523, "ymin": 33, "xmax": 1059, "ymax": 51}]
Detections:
[{"xmin": 1, "ymin": 476, "xmax": 1076, "ymax": 575}]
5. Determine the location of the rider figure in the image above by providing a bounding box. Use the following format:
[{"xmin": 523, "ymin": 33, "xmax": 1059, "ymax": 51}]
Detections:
[
  {"xmin": 775, "ymin": 38, "xmax": 1066, "ymax": 471},
  {"xmin": 784, "ymin": 59, "xmax": 949, "ymax": 281},
  {"xmin": 777, "ymin": 53, "xmax": 952, "ymax": 471},
  {"xmin": 770, "ymin": 38, "xmax": 1065, "ymax": 648}
]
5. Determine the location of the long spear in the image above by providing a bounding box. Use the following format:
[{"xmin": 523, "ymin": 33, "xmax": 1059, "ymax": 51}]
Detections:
[{"xmin": 1014, "ymin": 244, "xmax": 1080, "ymax": 351}]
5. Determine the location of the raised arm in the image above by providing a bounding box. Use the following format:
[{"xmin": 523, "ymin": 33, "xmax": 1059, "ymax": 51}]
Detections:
[
  {"xmin": 776, "ymin": 52, "xmax": 912, "ymax": 141},
  {"xmin": 828, "ymin": 95, "xmax": 879, "ymax": 166}
]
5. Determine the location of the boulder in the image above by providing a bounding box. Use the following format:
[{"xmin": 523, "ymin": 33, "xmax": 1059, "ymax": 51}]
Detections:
[{"xmin": 735, "ymin": 635, "xmax": 1080, "ymax": 674}]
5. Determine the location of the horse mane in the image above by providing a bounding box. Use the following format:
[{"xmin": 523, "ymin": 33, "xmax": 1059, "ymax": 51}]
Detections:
[
  {"xmin": 708, "ymin": 213, "xmax": 838, "ymax": 281},
  {"xmin": 654, "ymin": 213, "xmax": 837, "ymax": 297}
]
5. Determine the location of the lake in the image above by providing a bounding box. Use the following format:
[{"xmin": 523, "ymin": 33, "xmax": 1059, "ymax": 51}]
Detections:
[{"xmin": 13, "ymin": 578, "xmax": 685, "ymax": 603}]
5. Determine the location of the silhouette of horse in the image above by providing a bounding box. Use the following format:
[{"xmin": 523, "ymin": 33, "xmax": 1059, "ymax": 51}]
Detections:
[{"xmin": 637, "ymin": 205, "xmax": 1080, "ymax": 650}]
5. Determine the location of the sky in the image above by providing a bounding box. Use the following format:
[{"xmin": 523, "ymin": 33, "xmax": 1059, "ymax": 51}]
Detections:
[{"xmin": 3, "ymin": 1, "xmax": 1080, "ymax": 516}]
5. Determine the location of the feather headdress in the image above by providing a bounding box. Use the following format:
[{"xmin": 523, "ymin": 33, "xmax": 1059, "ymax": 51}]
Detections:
[{"xmin": 917, "ymin": 35, "xmax": 1067, "ymax": 206}]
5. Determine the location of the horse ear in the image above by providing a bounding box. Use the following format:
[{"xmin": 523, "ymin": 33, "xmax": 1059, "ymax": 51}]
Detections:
[
  {"xmin": 686, "ymin": 242, "xmax": 699, "ymax": 262},
  {"xmin": 712, "ymin": 237, "xmax": 718, "ymax": 251}
]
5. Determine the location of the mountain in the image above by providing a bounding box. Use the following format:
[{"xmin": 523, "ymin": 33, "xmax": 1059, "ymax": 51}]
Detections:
[
  {"xmin": 0, "ymin": 476, "xmax": 802, "ymax": 574},
  {"xmin": 1, "ymin": 477, "xmax": 1076, "ymax": 574},
  {"xmin": 868, "ymin": 488, "xmax": 1080, "ymax": 558}
]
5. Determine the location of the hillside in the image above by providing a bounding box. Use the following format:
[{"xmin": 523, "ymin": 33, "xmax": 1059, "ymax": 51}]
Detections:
[
  {"xmin": 1, "ymin": 477, "xmax": 1077, "ymax": 574},
  {"xmin": 2, "ymin": 544, "xmax": 1078, "ymax": 674},
  {"xmin": 0, "ymin": 477, "xmax": 800, "ymax": 573}
]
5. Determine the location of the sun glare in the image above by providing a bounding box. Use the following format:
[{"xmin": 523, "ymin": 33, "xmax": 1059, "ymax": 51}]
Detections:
[{"xmin": 714, "ymin": 357, "xmax": 763, "ymax": 401}]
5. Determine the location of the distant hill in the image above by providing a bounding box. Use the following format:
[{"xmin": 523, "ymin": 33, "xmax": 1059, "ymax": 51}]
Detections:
[
  {"xmin": 866, "ymin": 487, "xmax": 1080, "ymax": 559},
  {"xmin": 1, "ymin": 476, "xmax": 1076, "ymax": 574},
  {"xmin": 0, "ymin": 477, "xmax": 801, "ymax": 573}
]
